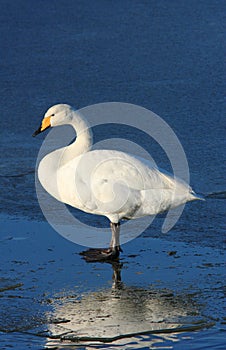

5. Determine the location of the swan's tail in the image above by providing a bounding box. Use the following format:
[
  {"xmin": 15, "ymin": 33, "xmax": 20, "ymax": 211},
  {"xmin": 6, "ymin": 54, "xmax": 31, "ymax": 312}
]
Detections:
[
  {"xmin": 191, "ymin": 190, "xmax": 226, "ymax": 201},
  {"xmin": 190, "ymin": 190, "xmax": 205, "ymax": 201}
]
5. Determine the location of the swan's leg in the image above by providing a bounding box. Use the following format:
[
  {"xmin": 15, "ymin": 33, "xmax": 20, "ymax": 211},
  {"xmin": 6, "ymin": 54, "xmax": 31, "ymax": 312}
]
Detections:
[
  {"xmin": 80, "ymin": 222, "xmax": 122, "ymax": 262},
  {"xmin": 109, "ymin": 222, "xmax": 122, "ymax": 256}
]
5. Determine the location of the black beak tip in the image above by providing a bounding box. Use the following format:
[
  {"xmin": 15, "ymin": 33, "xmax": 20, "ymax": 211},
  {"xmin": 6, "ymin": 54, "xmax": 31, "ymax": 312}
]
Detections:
[{"xmin": 32, "ymin": 127, "xmax": 42, "ymax": 137}]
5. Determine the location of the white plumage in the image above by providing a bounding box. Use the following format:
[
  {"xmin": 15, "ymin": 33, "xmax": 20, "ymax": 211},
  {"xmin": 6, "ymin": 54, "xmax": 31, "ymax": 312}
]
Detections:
[{"xmin": 33, "ymin": 104, "xmax": 200, "ymax": 260}]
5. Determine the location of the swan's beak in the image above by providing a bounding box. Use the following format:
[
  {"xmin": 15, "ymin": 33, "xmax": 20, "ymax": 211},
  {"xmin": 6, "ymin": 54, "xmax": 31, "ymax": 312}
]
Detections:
[{"xmin": 33, "ymin": 116, "xmax": 51, "ymax": 137}]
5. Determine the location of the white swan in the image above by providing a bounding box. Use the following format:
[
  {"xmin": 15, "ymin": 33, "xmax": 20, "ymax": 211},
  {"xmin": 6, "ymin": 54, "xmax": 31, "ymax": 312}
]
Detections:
[{"xmin": 33, "ymin": 104, "xmax": 201, "ymax": 260}]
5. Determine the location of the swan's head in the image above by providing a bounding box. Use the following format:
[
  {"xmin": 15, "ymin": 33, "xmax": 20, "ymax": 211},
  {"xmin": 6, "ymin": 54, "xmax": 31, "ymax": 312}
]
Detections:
[{"xmin": 33, "ymin": 104, "xmax": 74, "ymax": 137}]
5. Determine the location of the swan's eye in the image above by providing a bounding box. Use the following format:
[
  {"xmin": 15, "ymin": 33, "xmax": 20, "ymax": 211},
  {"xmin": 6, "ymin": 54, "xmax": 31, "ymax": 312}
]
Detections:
[{"xmin": 51, "ymin": 114, "xmax": 55, "ymax": 117}]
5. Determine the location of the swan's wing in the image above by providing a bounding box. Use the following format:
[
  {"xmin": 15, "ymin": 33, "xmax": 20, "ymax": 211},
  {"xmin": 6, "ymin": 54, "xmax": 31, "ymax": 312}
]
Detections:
[
  {"xmin": 57, "ymin": 150, "xmax": 187, "ymax": 216},
  {"xmin": 72, "ymin": 149, "xmax": 177, "ymax": 190}
]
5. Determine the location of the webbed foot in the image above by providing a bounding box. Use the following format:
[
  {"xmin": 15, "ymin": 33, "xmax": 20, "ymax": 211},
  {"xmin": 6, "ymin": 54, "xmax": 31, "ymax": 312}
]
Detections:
[{"xmin": 80, "ymin": 246, "xmax": 122, "ymax": 262}]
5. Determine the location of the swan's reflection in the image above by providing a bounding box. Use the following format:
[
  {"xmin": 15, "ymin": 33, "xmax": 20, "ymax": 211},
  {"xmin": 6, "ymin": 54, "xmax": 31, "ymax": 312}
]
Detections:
[{"xmin": 46, "ymin": 263, "xmax": 204, "ymax": 349}]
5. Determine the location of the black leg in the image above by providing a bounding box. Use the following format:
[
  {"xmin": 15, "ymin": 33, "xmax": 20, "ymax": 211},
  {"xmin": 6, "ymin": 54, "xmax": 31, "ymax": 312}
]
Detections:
[{"xmin": 80, "ymin": 222, "xmax": 122, "ymax": 262}]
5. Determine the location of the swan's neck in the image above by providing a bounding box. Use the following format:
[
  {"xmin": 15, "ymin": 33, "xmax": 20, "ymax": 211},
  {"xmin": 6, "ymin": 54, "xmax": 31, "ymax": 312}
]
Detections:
[{"xmin": 61, "ymin": 114, "xmax": 92, "ymax": 165}]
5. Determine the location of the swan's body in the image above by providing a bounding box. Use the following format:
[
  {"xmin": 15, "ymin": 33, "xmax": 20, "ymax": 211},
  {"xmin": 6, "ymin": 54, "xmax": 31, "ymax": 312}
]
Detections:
[{"xmin": 33, "ymin": 104, "xmax": 200, "ymax": 260}]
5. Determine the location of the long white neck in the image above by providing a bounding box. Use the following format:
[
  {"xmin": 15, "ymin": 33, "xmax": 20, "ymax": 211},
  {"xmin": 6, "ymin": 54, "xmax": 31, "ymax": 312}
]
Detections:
[{"xmin": 60, "ymin": 114, "xmax": 93, "ymax": 165}]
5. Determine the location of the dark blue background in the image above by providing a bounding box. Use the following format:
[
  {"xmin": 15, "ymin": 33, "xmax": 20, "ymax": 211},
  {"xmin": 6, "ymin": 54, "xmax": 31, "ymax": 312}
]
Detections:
[{"xmin": 0, "ymin": 1, "xmax": 225, "ymax": 349}]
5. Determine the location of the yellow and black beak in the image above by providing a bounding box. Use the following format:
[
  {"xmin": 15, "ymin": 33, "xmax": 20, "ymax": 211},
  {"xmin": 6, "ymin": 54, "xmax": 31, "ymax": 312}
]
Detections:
[{"xmin": 32, "ymin": 116, "xmax": 51, "ymax": 137}]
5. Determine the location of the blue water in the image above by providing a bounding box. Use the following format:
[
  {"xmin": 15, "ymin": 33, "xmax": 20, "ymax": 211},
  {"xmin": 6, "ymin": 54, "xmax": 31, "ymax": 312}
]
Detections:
[{"xmin": 0, "ymin": 0, "xmax": 225, "ymax": 349}]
